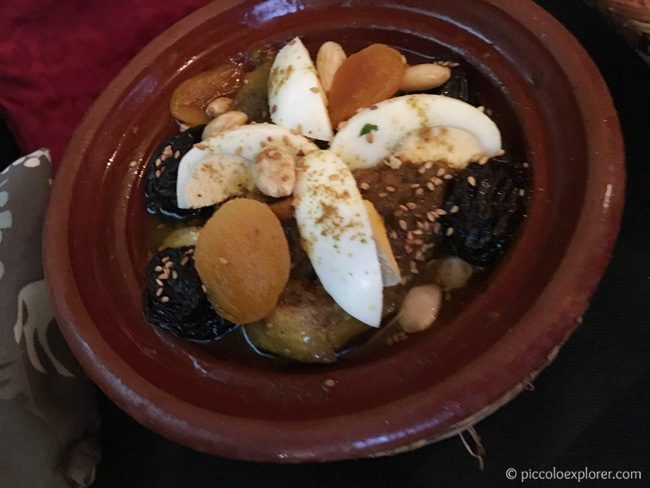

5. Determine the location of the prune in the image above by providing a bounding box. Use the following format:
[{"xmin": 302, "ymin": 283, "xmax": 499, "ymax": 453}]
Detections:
[
  {"xmin": 440, "ymin": 157, "xmax": 529, "ymax": 266},
  {"xmin": 143, "ymin": 247, "xmax": 237, "ymax": 341},
  {"xmin": 427, "ymin": 58, "xmax": 476, "ymax": 105},
  {"xmin": 439, "ymin": 66, "xmax": 472, "ymax": 103},
  {"xmin": 145, "ymin": 126, "xmax": 213, "ymax": 221}
]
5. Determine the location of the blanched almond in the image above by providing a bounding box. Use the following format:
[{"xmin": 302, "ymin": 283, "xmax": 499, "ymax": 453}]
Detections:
[
  {"xmin": 251, "ymin": 147, "xmax": 296, "ymax": 198},
  {"xmin": 316, "ymin": 41, "xmax": 347, "ymax": 93},
  {"xmin": 399, "ymin": 284, "xmax": 442, "ymax": 333},
  {"xmin": 205, "ymin": 96, "xmax": 233, "ymax": 118},
  {"xmin": 400, "ymin": 64, "xmax": 451, "ymax": 92},
  {"xmin": 202, "ymin": 110, "xmax": 248, "ymax": 139}
]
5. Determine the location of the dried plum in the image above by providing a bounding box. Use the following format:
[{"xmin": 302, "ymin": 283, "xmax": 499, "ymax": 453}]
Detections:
[
  {"xmin": 143, "ymin": 246, "xmax": 237, "ymax": 341},
  {"xmin": 145, "ymin": 126, "xmax": 212, "ymax": 221},
  {"xmin": 427, "ymin": 58, "xmax": 475, "ymax": 105},
  {"xmin": 439, "ymin": 66, "xmax": 472, "ymax": 104},
  {"xmin": 440, "ymin": 157, "xmax": 529, "ymax": 266}
]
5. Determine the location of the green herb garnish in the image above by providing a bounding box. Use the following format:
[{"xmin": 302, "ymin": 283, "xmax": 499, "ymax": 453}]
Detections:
[{"xmin": 359, "ymin": 123, "xmax": 379, "ymax": 136}]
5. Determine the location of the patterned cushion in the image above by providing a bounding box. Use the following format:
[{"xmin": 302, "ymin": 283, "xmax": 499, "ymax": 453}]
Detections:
[{"xmin": 0, "ymin": 150, "xmax": 100, "ymax": 488}]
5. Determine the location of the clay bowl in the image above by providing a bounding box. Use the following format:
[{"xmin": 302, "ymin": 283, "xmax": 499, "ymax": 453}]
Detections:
[{"xmin": 44, "ymin": 0, "xmax": 624, "ymax": 462}]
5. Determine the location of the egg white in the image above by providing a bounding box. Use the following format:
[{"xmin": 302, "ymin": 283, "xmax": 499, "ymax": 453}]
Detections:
[
  {"xmin": 268, "ymin": 37, "xmax": 333, "ymax": 142},
  {"xmin": 294, "ymin": 150, "xmax": 383, "ymax": 327},
  {"xmin": 177, "ymin": 123, "xmax": 318, "ymax": 208},
  {"xmin": 330, "ymin": 94, "xmax": 502, "ymax": 169}
]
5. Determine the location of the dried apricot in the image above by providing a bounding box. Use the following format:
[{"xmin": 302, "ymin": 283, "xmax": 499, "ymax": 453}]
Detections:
[
  {"xmin": 194, "ymin": 198, "xmax": 290, "ymax": 323},
  {"xmin": 328, "ymin": 44, "xmax": 405, "ymax": 127},
  {"xmin": 170, "ymin": 64, "xmax": 243, "ymax": 126}
]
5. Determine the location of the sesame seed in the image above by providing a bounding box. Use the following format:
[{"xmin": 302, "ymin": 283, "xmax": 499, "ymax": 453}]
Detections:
[
  {"xmin": 523, "ymin": 162, "xmax": 529, "ymax": 168},
  {"xmin": 446, "ymin": 227, "xmax": 455, "ymax": 236},
  {"xmin": 394, "ymin": 210, "xmax": 403, "ymax": 218},
  {"xmin": 162, "ymin": 257, "xmax": 170, "ymax": 263},
  {"xmin": 415, "ymin": 188, "xmax": 424, "ymax": 196},
  {"xmin": 379, "ymin": 192, "xmax": 388, "ymax": 198},
  {"xmin": 412, "ymin": 229, "xmax": 423, "ymax": 235},
  {"xmin": 416, "ymin": 221, "xmax": 425, "ymax": 230},
  {"xmin": 435, "ymin": 208, "xmax": 447, "ymax": 216},
  {"xmin": 155, "ymin": 170, "xmax": 161, "ymax": 178},
  {"xmin": 154, "ymin": 266, "xmax": 163, "ymax": 272},
  {"xmin": 443, "ymin": 173, "xmax": 453, "ymax": 180},
  {"xmin": 450, "ymin": 205, "xmax": 460, "ymax": 213},
  {"xmin": 172, "ymin": 271, "xmax": 178, "ymax": 280},
  {"xmin": 155, "ymin": 279, "xmax": 163, "ymax": 286},
  {"xmin": 155, "ymin": 158, "xmax": 161, "ymax": 167},
  {"xmin": 410, "ymin": 261, "xmax": 419, "ymax": 274},
  {"xmin": 426, "ymin": 182, "xmax": 435, "ymax": 191},
  {"xmin": 389, "ymin": 230, "xmax": 398, "ymax": 239},
  {"xmin": 399, "ymin": 204, "xmax": 409, "ymax": 212},
  {"xmin": 437, "ymin": 168, "xmax": 446, "ymax": 177},
  {"xmin": 478, "ymin": 156, "xmax": 489, "ymax": 165},
  {"xmin": 519, "ymin": 188, "xmax": 526, "ymax": 197},
  {"xmin": 174, "ymin": 150, "xmax": 180, "ymax": 159},
  {"xmin": 359, "ymin": 182, "xmax": 370, "ymax": 190},
  {"xmin": 386, "ymin": 185, "xmax": 396, "ymax": 192},
  {"xmin": 417, "ymin": 166, "xmax": 427, "ymax": 175},
  {"xmin": 180, "ymin": 256, "xmax": 189, "ymax": 266},
  {"xmin": 219, "ymin": 257, "xmax": 229, "ymax": 265},
  {"xmin": 399, "ymin": 219, "xmax": 408, "ymax": 230},
  {"xmin": 467, "ymin": 176, "xmax": 477, "ymax": 187},
  {"xmin": 160, "ymin": 296, "xmax": 170, "ymax": 303},
  {"xmin": 432, "ymin": 177, "xmax": 444, "ymax": 186},
  {"xmin": 201, "ymin": 284, "xmax": 207, "ymax": 293},
  {"xmin": 407, "ymin": 231, "xmax": 414, "ymax": 240},
  {"xmin": 426, "ymin": 211, "xmax": 436, "ymax": 222},
  {"xmin": 415, "ymin": 250, "xmax": 425, "ymax": 261},
  {"xmin": 412, "ymin": 238, "xmax": 423, "ymax": 245},
  {"xmin": 323, "ymin": 378, "xmax": 336, "ymax": 388},
  {"xmin": 155, "ymin": 287, "xmax": 163, "ymax": 297},
  {"xmin": 411, "ymin": 183, "xmax": 421, "ymax": 189},
  {"xmin": 404, "ymin": 245, "xmax": 413, "ymax": 254}
]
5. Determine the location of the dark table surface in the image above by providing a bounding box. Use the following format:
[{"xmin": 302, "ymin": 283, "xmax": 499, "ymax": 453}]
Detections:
[{"xmin": 2, "ymin": 1, "xmax": 649, "ymax": 486}]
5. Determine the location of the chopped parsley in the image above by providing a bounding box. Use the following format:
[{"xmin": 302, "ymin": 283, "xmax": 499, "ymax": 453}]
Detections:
[{"xmin": 359, "ymin": 123, "xmax": 379, "ymax": 136}]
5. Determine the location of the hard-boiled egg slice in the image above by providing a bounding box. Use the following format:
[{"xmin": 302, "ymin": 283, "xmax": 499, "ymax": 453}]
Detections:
[
  {"xmin": 176, "ymin": 149, "xmax": 252, "ymax": 209},
  {"xmin": 294, "ymin": 150, "xmax": 383, "ymax": 327},
  {"xmin": 330, "ymin": 94, "xmax": 502, "ymax": 170},
  {"xmin": 393, "ymin": 126, "xmax": 485, "ymax": 168},
  {"xmin": 363, "ymin": 200, "xmax": 401, "ymax": 287},
  {"xmin": 268, "ymin": 37, "xmax": 333, "ymax": 142},
  {"xmin": 177, "ymin": 123, "xmax": 318, "ymax": 208},
  {"xmin": 204, "ymin": 123, "xmax": 319, "ymax": 160}
]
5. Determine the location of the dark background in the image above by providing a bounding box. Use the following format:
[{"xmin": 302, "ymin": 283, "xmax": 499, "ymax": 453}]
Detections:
[{"xmin": 2, "ymin": 1, "xmax": 648, "ymax": 486}]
